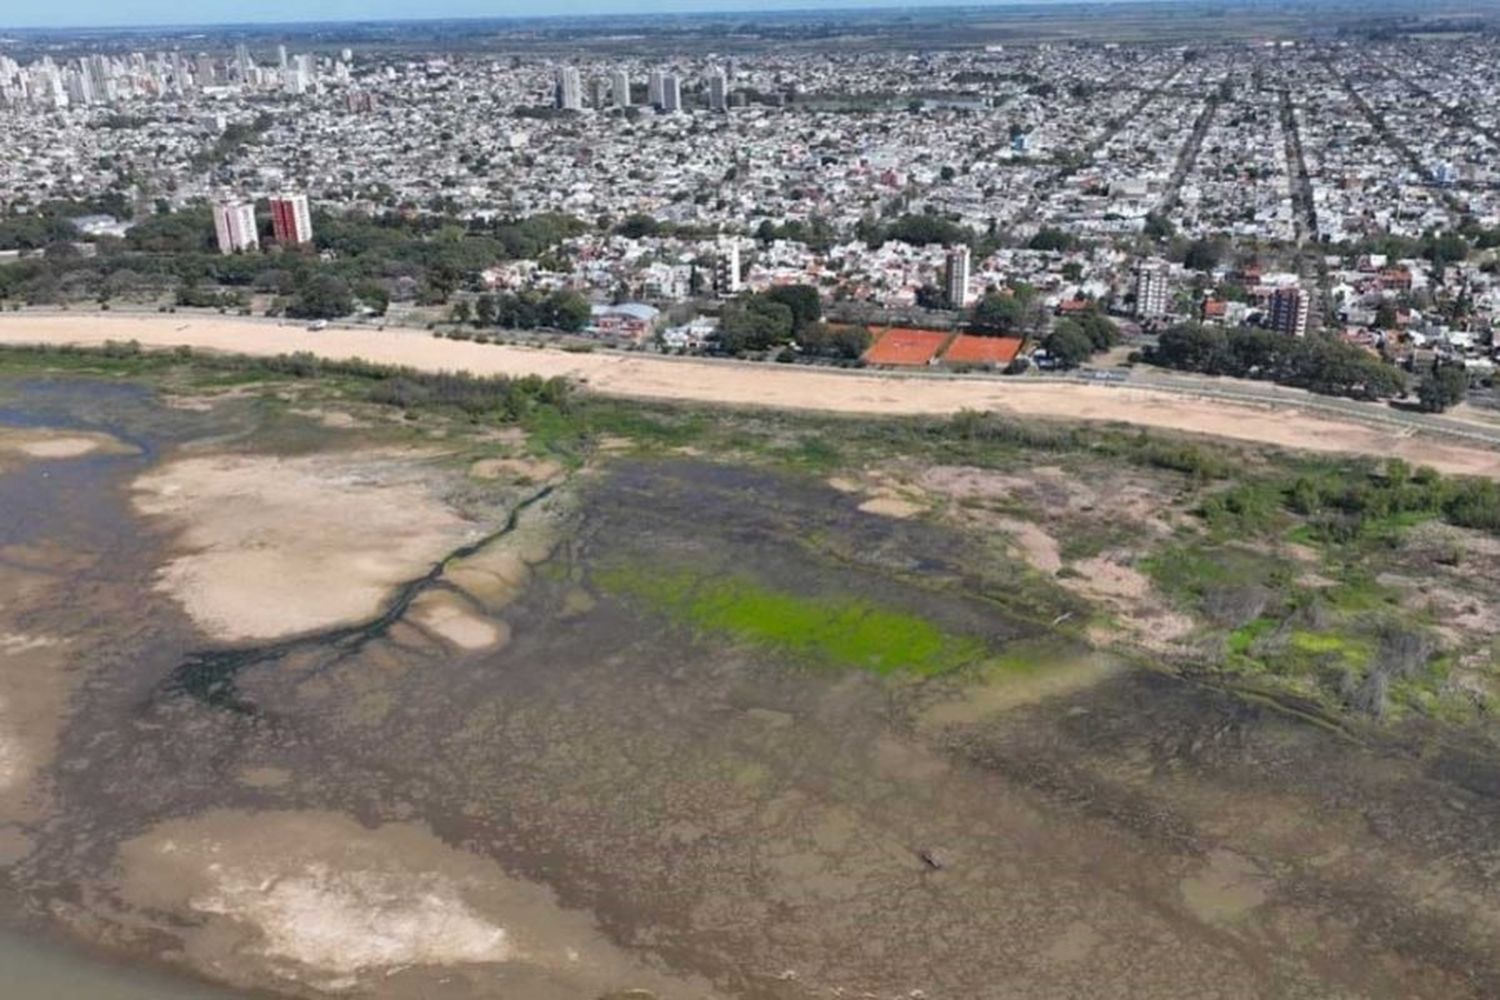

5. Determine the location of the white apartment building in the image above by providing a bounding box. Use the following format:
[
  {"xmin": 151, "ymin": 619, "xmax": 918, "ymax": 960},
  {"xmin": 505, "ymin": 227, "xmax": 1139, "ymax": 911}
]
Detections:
[
  {"xmin": 1134, "ymin": 260, "xmax": 1171, "ymax": 319},
  {"xmin": 945, "ymin": 245, "xmax": 972, "ymax": 308},
  {"xmin": 554, "ymin": 66, "xmax": 582, "ymax": 111},
  {"xmin": 212, "ymin": 200, "xmax": 259, "ymax": 255}
]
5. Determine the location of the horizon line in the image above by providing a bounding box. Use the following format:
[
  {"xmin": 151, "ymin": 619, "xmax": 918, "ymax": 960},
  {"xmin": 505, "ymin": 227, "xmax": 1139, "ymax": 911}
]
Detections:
[{"xmin": 0, "ymin": 0, "xmax": 1297, "ymax": 35}]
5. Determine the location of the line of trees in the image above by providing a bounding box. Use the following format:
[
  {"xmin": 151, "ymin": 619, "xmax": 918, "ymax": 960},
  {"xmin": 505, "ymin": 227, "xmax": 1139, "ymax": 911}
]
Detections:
[
  {"xmin": 1147, "ymin": 323, "xmax": 1407, "ymax": 400},
  {"xmin": 454, "ymin": 289, "xmax": 592, "ymax": 332}
]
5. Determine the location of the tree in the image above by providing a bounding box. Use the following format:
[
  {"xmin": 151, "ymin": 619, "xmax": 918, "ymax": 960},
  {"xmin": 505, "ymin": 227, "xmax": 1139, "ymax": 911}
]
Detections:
[
  {"xmin": 474, "ymin": 293, "xmax": 497, "ymax": 327},
  {"xmin": 1226, "ymin": 327, "xmax": 1286, "ymax": 376},
  {"xmin": 1044, "ymin": 326, "xmax": 1094, "ymax": 368},
  {"xmin": 762, "ymin": 284, "xmax": 821, "ymax": 335},
  {"xmin": 1418, "ymin": 364, "xmax": 1469, "ymax": 413},
  {"xmin": 969, "ymin": 292, "xmax": 1028, "ymax": 335},
  {"xmin": 914, "ymin": 283, "xmax": 946, "ymax": 310},
  {"xmin": 615, "ymin": 214, "xmax": 660, "ymax": 239},
  {"xmin": 798, "ymin": 322, "xmax": 870, "ymax": 360},
  {"xmin": 883, "ymin": 214, "xmax": 972, "ymax": 248},
  {"xmin": 1374, "ymin": 300, "xmax": 1399, "ymax": 330},
  {"xmin": 545, "ymin": 289, "xmax": 592, "ymax": 332},
  {"xmin": 1182, "ymin": 238, "xmax": 1222, "ymax": 273},
  {"xmin": 449, "ymin": 299, "xmax": 472, "ymax": 325},
  {"xmin": 354, "ymin": 280, "xmax": 389, "ymax": 317},
  {"xmin": 1424, "ymin": 231, "xmax": 1469, "ymax": 270},
  {"xmin": 1027, "ymin": 228, "xmax": 1074, "ymax": 252},
  {"xmin": 1071, "ymin": 310, "xmax": 1119, "ymax": 350},
  {"xmin": 1153, "ymin": 323, "xmax": 1230, "ymax": 373},
  {"xmin": 718, "ymin": 300, "xmax": 792, "ymax": 353},
  {"xmin": 1143, "ymin": 213, "xmax": 1175, "ymax": 241},
  {"xmin": 286, "ymin": 274, "xmax": 353, "ymax": 320}
]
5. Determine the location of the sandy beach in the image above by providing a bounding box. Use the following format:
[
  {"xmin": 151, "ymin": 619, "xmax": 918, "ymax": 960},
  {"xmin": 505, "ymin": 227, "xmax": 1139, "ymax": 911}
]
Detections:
[{"xmin": 4, "ymin": 311, "xmax": 1500, "ymax": 477}]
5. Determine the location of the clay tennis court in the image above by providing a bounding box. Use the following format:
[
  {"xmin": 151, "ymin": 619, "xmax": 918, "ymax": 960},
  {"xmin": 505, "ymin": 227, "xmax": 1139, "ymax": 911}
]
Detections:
[
  {"xmin": 863, "ymin": 327, "xmax": 952, "ymax": 366},
  {"xmin": 942, "ymin": 335, "xmax": 1024, "ymax": 366}
]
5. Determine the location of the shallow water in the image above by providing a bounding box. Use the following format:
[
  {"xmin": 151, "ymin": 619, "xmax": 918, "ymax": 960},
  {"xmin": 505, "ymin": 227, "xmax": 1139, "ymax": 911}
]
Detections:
[{"xmin": 0, "ymin": 928, "xmax": 252, "ymax": 999}]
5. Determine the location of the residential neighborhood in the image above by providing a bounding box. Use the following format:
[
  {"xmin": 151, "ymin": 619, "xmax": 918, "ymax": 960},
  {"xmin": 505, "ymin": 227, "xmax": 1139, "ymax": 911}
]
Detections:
[{"xmin": 3, "ymin": 33, "xmax": 1500, "ymax": 402}]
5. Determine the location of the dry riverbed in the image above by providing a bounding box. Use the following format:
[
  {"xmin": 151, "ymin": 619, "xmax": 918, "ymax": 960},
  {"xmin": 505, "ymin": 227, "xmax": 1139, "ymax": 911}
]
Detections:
[{"xmin": 2, "ymin": 370, "xmax": 1500, "ymax": 1000}]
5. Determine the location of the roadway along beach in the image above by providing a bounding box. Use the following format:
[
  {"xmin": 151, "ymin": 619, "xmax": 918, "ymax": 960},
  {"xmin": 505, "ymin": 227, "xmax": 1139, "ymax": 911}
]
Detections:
[{"xmin": 5, "ymin": 311, "xmax": 1500, "ymax": 478}]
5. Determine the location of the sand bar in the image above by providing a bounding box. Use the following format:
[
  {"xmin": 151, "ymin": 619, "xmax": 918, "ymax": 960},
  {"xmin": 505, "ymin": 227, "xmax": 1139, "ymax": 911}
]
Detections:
[{"xmin": 4, "ymin": 312, "xmax": 1500, "ymax": 477}]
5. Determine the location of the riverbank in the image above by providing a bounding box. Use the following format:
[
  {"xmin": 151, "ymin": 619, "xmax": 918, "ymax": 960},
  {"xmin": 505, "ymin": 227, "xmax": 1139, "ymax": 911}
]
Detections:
[{"xmin": 3, "ymin": 311, "xmax": 1500, "ymax": 477}]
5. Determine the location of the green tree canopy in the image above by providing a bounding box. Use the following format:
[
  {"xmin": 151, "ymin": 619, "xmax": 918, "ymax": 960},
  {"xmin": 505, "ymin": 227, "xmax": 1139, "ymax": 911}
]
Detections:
[
  {"xmin": 1044, "ymin": 325, "xmax": 1094, "ymax": 368},
  {"xmin": 1417, "ymin": 364, "xmax": 1469, "ymax": 413}
]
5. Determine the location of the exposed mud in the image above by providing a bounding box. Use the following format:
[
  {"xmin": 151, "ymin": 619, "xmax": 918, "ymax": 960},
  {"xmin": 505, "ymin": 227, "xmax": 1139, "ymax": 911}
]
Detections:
[{"xmin": 3, "ymin": 380, "xmax": 1500, "ymax": 1000}]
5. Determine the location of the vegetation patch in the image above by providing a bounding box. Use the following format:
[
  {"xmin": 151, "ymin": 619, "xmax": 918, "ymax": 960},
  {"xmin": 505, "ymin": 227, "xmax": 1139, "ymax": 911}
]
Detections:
[{"xmin": 594, "ymin": 565, "xmax": 992, "ymax": 677}]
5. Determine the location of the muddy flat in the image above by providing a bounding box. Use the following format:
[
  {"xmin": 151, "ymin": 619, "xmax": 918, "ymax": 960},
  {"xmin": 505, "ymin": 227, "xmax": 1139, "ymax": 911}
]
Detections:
[{"xmin": 1, "ymin": 369, "xmax": 1499, "ymax": 1000}]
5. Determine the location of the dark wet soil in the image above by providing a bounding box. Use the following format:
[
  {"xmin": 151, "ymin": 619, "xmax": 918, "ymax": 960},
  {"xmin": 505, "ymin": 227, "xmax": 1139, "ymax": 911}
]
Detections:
[{"xmin": 3, "ymin": 378, "xmax": 1500, "ymax": 999}]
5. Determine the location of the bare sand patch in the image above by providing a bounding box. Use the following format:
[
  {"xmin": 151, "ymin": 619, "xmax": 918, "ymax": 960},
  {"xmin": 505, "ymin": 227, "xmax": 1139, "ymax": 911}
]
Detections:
[
  {"xmin": 998, "ymin": 516, "xmax": 1063, "ymax": 574},
  {"xmin": 469, "ymin": 456, "xmax": 563, "ymax": 483},
  {"xmin": 132, "ymin": 452, "xmax": 482, "ymax": 642},
  {"xmin": 1180, "ymin": 849, "xmax": 1269, "ymax": 923},
  {"xmin": 6, "ymin": 313, "xmax": 1500, "ymax": 476},
  {"xmin": 1071, "ymin": 556, "xmax": 1151, "ymax": 601},
  {"xmin": 857, "ymin": 496, "xmax": 923, "ymax": 518},
  {"xmin": 0, "ymin": 635, "xmax": 70, "ymax": 823},
  {"xmin": 921, "ymin": 651, "xmax": 1122, "ymax": 727},
  {"xmin": 0, "ymin": 426, "xmax": 135, "ymax": 462},
  {"xmin": 0, "ymin": 696, "xmax": 20, "ymax": 792},
  {"xmin": 237, "ymin": 766, "xmax": 292, "ymax": 789},
  {"xmin": 407, "ymin": 591, "xmax": 509, "ymax": 651},
  {"xmin": 288, "ymin": 406, "xmax": 368, "ymax": 430},
  {"xmin": 111, "ymin": 809, "xmax": 713, "ymax": 998}
]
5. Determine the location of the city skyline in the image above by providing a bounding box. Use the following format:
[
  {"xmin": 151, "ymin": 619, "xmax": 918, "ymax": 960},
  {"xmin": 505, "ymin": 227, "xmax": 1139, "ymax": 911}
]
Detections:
[{"xmin": 2, "ymin": 0, "xmax": 1140, "ymax": 32}]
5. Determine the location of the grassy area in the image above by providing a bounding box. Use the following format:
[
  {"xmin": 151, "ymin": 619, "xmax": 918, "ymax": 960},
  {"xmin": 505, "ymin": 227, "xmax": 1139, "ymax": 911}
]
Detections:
[{"xmin": 595, "ymin": 564, "xmax": 993, "ymax": 678}]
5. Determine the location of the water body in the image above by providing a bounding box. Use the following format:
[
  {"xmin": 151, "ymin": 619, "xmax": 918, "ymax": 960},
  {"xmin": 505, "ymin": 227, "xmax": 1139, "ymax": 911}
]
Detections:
[{"xmin": 0, "ymin": 929, "xmax": 253, "ymax": 1000}]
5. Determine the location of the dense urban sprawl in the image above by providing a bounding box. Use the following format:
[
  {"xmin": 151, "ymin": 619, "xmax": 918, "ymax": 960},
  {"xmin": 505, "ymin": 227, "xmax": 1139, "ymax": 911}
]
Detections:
[{"xmin": 3, "ymin": 35, "xmax": 1499, "ymax": 406}]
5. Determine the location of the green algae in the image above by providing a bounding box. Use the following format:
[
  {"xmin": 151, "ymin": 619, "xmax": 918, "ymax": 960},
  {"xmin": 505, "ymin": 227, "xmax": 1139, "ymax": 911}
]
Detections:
[{"xmin": 595, "ymin": 565, "xmax": 990, "ymax": 677}]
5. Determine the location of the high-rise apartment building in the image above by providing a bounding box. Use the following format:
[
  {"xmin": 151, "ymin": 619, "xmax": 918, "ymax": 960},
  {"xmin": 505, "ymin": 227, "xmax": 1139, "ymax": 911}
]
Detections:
[
  {"xmin": 715, "ymin": 239, "xmax": 742, "ymax": 295},
  {"xmin": 1134, "ymin": 260, "xmax": 1171, "ymax": 320},
  {"xmin": 660, "ymin": 73, "xmax": 682, "ymax": 113},
  {"xmin": 213, "ymin": 200, "xmax": 259, "ymax": 255},
  {"xmin": 707, "ymin": 67, "xmax": 728, "ymax": 112},
  {"xmin": 1268, "ymin": 286, "xmax": 1309, "ymax": 337},
  {"xmin": 554, "ymin": 66, "xmax": 582, "ymax": 111},
  {"xmin": 269, "ymin": 193, "xmax": 314, "ymax": 246},
  {"xmin": 647, "ymin": 68, "xmax": 665, "ymax": 108},
  {"xmin": 944, "ymin": 245, "xmax": 972, "ymax": 309},
  {"xmin": 611, "ymin": 69, "xmax": 631, "ymax": 108}
]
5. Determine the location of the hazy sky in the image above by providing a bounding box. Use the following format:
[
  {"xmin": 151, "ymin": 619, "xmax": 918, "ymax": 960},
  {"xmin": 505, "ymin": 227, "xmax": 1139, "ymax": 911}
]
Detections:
[{"xmin": 4, "ymin": 0, "xmax": 1034, "ymax": 30}]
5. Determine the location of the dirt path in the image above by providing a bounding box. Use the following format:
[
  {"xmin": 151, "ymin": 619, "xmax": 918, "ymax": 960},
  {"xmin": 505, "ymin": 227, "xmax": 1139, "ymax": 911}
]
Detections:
[{"xmin": 4, "ymin": 313, "xmax": 1500, "ymax": 477}]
